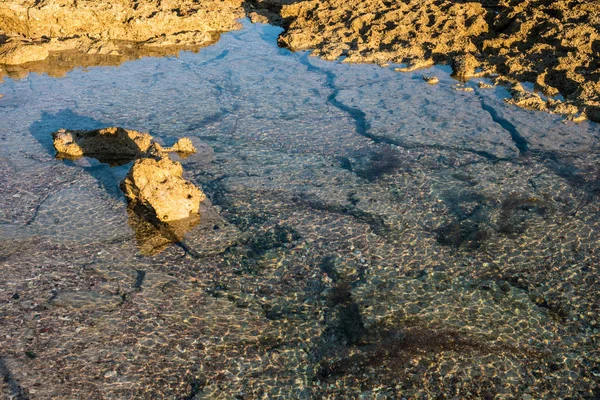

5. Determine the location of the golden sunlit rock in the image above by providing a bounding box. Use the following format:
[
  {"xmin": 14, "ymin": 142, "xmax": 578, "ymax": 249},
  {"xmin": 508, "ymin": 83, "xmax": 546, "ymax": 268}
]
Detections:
[{"xmin": 121, "ymin": 156, "xmax": 205, "ymax": 222}]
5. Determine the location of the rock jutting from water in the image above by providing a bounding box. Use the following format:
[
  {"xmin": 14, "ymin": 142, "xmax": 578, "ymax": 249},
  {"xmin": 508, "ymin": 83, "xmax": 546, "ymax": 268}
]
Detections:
[
  {"xmin": 52, "ymin": 127, "xmax": 154, "ymax": 164},
  {"xmin": 52, "ymin": 126, "xmax": 204, "ymax": 222},
  {"xmin": 422, "ymin": 75, "xmax": 439, "ymax": 85},
  {"xmin": 121, "ymin": 155, "xmax": 205, "ymax": 223},
  {"xmin": 52, "ymin": 127, "xmax": 196, "ymax": 165}
]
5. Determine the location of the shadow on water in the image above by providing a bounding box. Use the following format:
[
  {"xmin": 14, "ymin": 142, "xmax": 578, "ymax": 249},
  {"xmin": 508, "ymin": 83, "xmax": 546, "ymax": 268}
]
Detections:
[{"xmin": 29, "ymin": 109, "xmax": 131, "ymax": 199}]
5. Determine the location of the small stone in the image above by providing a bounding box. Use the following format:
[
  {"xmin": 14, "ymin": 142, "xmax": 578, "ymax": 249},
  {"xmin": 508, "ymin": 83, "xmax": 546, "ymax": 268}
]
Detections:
[
  {"xmin": 168, "ymin": 137, "xmax": 196, "ymax": 154},
  {"xmin": 104, "ymin": 371, "xmax": 117, "ymax": 379},
  {"xmin": 395, "ymin": 58, "xmax": 434, "ymax": 72},
  {"xmin": 423, "ymin": 75, "xmax": 439, "ymax": 85},
  {"xmin": 453, "ymin": 84, "xmax": 474, "ymax": 92}
]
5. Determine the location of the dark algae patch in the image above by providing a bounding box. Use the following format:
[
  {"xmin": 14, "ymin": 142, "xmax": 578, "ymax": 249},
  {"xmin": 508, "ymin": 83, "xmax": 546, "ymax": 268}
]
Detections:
[
  {"xmin": 0, "ymin": 358, "xmax": 28, "ymax": 400},
  {"xmin": 339, "ymin": 145, "xmax": 403, "ymax": 181}
]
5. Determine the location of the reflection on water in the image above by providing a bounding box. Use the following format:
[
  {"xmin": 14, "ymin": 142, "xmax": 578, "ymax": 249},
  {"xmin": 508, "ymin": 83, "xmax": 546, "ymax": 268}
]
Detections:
[
  {"xmin": 0, "ymin": 37, "xmax": 218, "ymax": 83},
  {"xmin": 1, "ymin": 20, "xmax": 600, "ymax": 399}
]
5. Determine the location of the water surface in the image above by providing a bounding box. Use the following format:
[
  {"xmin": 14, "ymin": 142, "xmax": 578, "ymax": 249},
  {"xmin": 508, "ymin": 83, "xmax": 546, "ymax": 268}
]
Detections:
[{"xmin": 1, "ymin": 20, "xmax": 599, "ymax": 399}]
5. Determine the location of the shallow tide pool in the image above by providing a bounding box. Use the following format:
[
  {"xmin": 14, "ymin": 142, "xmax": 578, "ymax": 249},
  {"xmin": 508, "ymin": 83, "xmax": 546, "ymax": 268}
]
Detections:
[{"xmin": 1, "ymin": 20, "xmax": 599, "ymax": 399}]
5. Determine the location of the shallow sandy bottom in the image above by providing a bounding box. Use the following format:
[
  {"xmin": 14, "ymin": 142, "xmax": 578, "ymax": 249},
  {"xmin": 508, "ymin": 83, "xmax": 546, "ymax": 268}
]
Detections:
[{"xmin": 1, "ymin": 21, "xmax": 599, "ymax": 399}]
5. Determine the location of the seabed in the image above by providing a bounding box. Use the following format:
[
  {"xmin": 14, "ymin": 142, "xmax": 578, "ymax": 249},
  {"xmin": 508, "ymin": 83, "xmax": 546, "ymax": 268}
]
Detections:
[{"xmin": 1, "ymin": 21, "xmax": 599, "ymax": 399}]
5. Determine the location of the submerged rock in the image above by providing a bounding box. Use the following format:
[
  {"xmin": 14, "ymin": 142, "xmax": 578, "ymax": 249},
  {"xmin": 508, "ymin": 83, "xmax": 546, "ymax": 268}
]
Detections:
[
  {"xmin": 128, "ymin": 199, "xmax": 241, "ymax": 256},
  {"xmin": 121, "ymin": 156, "xmax": 205, "ymax": 222},
  {"xmin": 127, "ymin": 206, "xmax": 201, "ymax": 255},
  {"xmin": 50, "ymin": 290, "xmax": 123, "ymax": 311}
]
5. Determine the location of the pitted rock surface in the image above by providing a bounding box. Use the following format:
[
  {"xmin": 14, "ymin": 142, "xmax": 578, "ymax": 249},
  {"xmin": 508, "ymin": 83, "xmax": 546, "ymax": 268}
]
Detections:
[{"xmin": 121, "ymin": 156, "xmax": 206, "ymax": 222}]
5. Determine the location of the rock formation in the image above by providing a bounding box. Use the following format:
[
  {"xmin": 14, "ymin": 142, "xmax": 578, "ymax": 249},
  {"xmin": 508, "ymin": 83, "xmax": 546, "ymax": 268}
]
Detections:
[
  {"xmin": 452, "ymin": 54, "xmax": 480, "ymax": 80},
  {"xmin": 52, "ymin": 126, "xmax": 203, "ymax": 223},
  {"xmin": 121, "ymin": 156, "xmax": 205, "ymax": 222},
  {"xmin": 167, "ymin": 137, "xmax": 196, "ymax": 154},
  {"xmin": 2, "ymin": 0, "xmax": 598, "ymax": 120},
  {"xmin": 52, "ymin": 127, "xmax": 196, "ymax": 165},
  {"xmin": 277, "ymin": 0, "xmax": 600, "ymax": 120},
  {"xmin": 52, "ymin": 127, "xmax": 154, "ymax": 164},
  {"xmin": 422, "ymin": 76, "xmax": 439, "ymax": 85},
  {"xmin": 0, "ymin": 0, "xmax": 245, "ymax": 64}
]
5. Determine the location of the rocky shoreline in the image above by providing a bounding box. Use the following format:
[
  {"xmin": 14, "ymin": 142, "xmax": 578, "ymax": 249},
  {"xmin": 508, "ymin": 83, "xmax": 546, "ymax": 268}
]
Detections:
[
  {"xmin": 1, "ymin": 1, "xmax": 599, "ymax": 120},
  {"xmin": 0, "ymin": 0, "xmax": 244, "ymax": 64},
  {"xmin": 277, "ymin": 0, "xmax": 600, "ymax": 121}
]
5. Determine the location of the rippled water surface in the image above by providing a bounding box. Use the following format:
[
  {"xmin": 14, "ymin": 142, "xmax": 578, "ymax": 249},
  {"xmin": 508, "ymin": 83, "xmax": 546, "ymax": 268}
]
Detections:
[{"xmin": 1, "ymin": 21, "xmax": 600, "ymax": 399}]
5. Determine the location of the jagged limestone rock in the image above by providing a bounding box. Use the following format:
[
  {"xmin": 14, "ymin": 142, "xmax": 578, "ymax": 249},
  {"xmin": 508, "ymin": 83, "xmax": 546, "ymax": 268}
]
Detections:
[
  {"xmin": 168, "ymin": 137, "xmax": 196, "ymax": 154},
  {"xmin": 0, "ymin": 0, "xmax": 245, "ymax": 65},
  {"xmin": 422, "ymin": 75, "xmax": 439, "ymax": 85},
  {"xmin": 121, "ymin": 156, "xmax": 205, "ymax": 222},
  {"xmin": 0, "ymin": 41, "xmax": 50, "ymax": 65},
  {"xmin": 52, "ymin": 127, "xmax": 155, "ymax": 164},
  {"xmin": 452, "ymin": 54, "xmax": 479, "ymax": 79},
  {"xmin": 52, "ymin": 126, "xmax": 203, "ymax": 222},
  {"xmin": 52, "ymin": 127, "xmax": 197, "ymax": 165}
]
